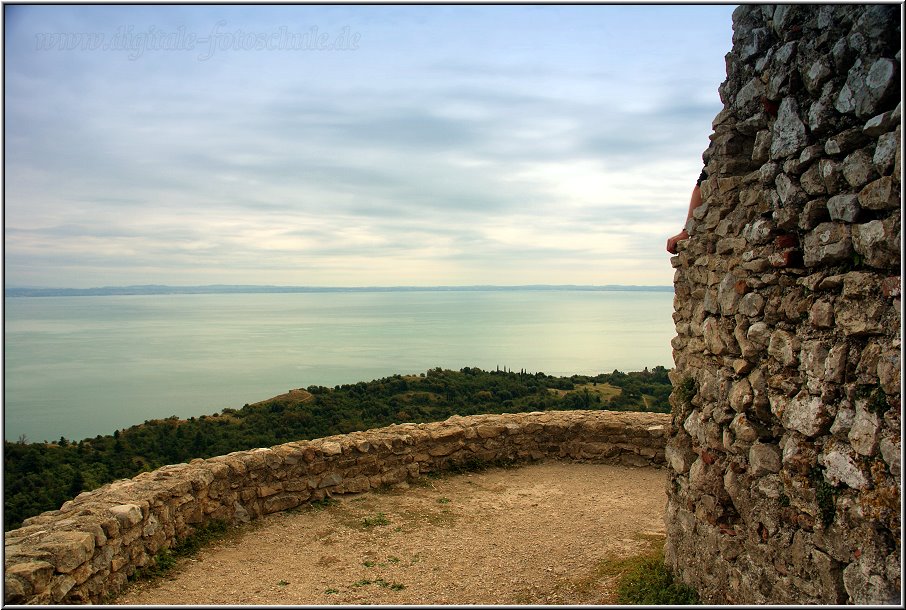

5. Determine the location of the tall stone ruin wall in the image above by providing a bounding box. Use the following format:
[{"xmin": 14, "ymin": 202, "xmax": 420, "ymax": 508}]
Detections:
[
  {"xmin": 666, "ymin": 4, "xmax": 901, "ymax": 605},
  {"xmin": 4, "ymin": 409, "xmax": 668, "ymax": 604}
]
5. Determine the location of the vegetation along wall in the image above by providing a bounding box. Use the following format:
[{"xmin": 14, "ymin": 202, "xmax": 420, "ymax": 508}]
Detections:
[
  {"xmin": 4, "ymin": 409, "xmax": 668, "ymax": 604},
  {"xmin": 666, "ymin": 4, "xmax": 900, "ymax": 605}
]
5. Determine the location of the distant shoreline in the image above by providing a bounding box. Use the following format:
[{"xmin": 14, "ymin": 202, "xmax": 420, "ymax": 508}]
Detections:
[{"xmin": 5, "ymin": 284, "xmax": 674, "ymax": 297}]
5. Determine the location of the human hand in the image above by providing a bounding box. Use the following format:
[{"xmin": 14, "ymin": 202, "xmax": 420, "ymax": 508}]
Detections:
[{"xmin": 666, "ymin": 229, "xmax": 689, "ymax": 254}]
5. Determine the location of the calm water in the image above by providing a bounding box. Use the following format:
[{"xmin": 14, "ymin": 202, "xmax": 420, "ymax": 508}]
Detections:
[{"xmin": 3, "ymin": 290, "xmax": 676, "ymax": 443}]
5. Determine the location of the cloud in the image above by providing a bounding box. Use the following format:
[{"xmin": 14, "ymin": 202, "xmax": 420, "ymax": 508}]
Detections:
[{"xmin": 4, "ymin": 4, "xmax": 735, "ymax": 287}]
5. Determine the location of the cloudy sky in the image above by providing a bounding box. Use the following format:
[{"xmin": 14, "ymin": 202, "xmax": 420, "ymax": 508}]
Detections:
[{"xmin": 4, "ymin": 4, "xmax": 735, "ymax": 288}]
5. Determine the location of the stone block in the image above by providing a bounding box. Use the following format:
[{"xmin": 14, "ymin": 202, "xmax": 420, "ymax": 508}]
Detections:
[
  {"xmin": 5, "ymin": 561, "xmax": 54, "ymax": 599},
  {"xmin": 729, "ymin": 379, "xmax": 754, "ymax": 412},
  {"xmin": 802, "ymin": 57, "xmax": 832, "ymax": 95},
  {"xmin": 702, "ymin": 317, "xmax": 727, "ymax": 355},
  {"xmin": 873, "ymin": 129, "xmax": 899, "ymax": 174},
  {"xmin": 771, "ymin": 97, "xmax": 808, "ymax": 159},
  {"xmin": 742, "ymin": 218, "xmax": 774, "ymax": 245},
  {"xmin": 799, "ymin": 198, "xmax": 830, "ymax": 230},
  {"xmin": 768, "ymin": 329, "xmax": 800, "ymax": 367},
  {"xmin": 35, "ymin": 531, "xmax": 95, "ymax": 574},
  {"xmin": 863, "ymin": 106, "xmax": 899, "ymax": 137},
  {"xmin": 798, "ymin": 144, "xmax": 825, "ymax": 167},
  {"xmin": 808, "ymin": 300, "xmax": 834, "ymax": 328},
  {"xmin": 752, "ymin": 129, "xmax": 772, "ymax": 163},
  {"xmin": 799, "ymin": 164, "xmax": 826, "ymax": 195},
  {"xmin": 750, "ymin": 442, "xmax": 782, "ymax": 476},
  {"xmin": 848, "ymin": 407, "xmax": 880, "ymax": 456},
  {"xmin": 880, "ymin": 276, "xmax": 900, "ymax": 299},
  {"xmin": 879, "ymin": 435, "xmax": 900, "ymax": 480},
  {"xmin": 50, "ymin": 575, "xmax": 77, "ymax": 603},
  {"xmin": 822, "ymin": 445, "xmax": 868, "ymax": 489},
  {"xmin": 746, "ymin": 321, "xmax": 771, "ymax": 348},
  {"xmin": 836, "ymin": 58, "xmax": 898, "ymax": 118},
  {"xmin": 108, "ymin": 504, "xmax": 143, "ymax": 529},
  {"xmin": 320, "ymin": 441, "xmax": 342, "ymax": 456},
  {"xmin": 738, "ymin": 292, "xmax": 765, "ymax": 317},
  {"xmin": 877, "ymin": 349, "xmax": 900, "ymax": 396},
  {"xmin": 841, "ymin": 150, "xmax": 876, "ymax": 188},
  {"xmin": 717, "ymin": 273, "xmax": 742, "ymax": 315},
  {"xmin": 808, "ymin": 98, "xmax": 835, "ymax": 136},
  {"xmin": 819, "ymin": 158, "xmax": 843, "ymax": 194},
  {"xmin": 822, "ymin": 344, "xmax": 848, "ymax": 385},
  {"xmin": 689, "ymin": 456, "xmax": 725, "ymax": 497},
  {"xmin": 841, "ymin": 271, "xmax": 881, "ymax": 299},
  {"xmin": 256, "ymin": 483, "xmax": 282, "ymax": 498},
  {"xmin": 835, "ymin": 299, "xmax": 886, "ymax": 336},
  {"xmin": 775, "ymin": 173, "xmax": 805, "ymax": 206},
  {"xmin": 262, "ymin": 493, "xmax": 304, "ymax": 514},
  {"xmin": 825, "ymin": 128, "xmax": 868, "ymax": 156},
  {"xmin": 827, "ymin": 194, "xmax": 860, "ymax": 223},
  {"xmin": 830, "ymin": 405, "xmax": 855, "ymax": 438},
  {"xmin": 730, "ymin": 413, "xmax": 759, "ymax": 443},
  {"xmin": 802, "ymin": 222, "xmax": 853, "ymax": 266},
  {"xmin": 772, "ymin": 391, "xmax": 831, "ymax": 438},
  {"xmin": 858, "ymin": 176, "xmax": 899, "ymax": 210},
  {"xmin": 315, "ymin": 472, "xmax": 342, "ymax": 489}
]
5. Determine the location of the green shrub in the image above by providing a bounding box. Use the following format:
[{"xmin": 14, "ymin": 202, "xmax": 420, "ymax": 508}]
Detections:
[
  {"xmin": 675, "ymin": 376, "xmax": 697, "ymax": 407},
  {"xmin": 593, "ymin": 536, "xmax": 698, "ymax": 605},
  {"xmin": 616, "ymin": 552, "xmax": 699, "ymax": 604},
  {"xmin": 809, "ymin": 467, "xmax": 837, "ymax": 527}
]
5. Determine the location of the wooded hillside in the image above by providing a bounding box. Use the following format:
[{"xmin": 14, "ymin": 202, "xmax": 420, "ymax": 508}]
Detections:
[{"xmin": 4, "ymin": 366, "xmax": 671, "ymax": 530}]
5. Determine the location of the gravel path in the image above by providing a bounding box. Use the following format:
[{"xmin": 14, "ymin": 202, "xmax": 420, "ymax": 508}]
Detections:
[{"xmin": 116, "ymin": 461, "xmax": 667, "ymax": 605}]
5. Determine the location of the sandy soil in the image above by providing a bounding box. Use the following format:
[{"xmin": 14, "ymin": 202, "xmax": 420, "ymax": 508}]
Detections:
[{"xmin": 115, "ymin": 461, "xmax": 667, "ymax": 605}]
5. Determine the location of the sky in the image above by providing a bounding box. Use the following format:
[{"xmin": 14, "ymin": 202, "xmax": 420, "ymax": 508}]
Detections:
[{"xmin": 3, "ymin": 4, "xmax": 736, "ymax": 288}]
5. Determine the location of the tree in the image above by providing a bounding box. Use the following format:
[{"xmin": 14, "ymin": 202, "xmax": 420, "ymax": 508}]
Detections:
[{"xmin": 68, "ymin": 470, "xmax": 85, "ymax": 496}]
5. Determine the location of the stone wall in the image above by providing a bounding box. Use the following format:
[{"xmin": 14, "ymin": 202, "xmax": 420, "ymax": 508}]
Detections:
[
  {"xmin": 4, "ymin": 409, "xmax": 668, "ymax": 604},
  {"xmin": 666, "ymin": 4, "xmax": 900, "ymax": 605}
]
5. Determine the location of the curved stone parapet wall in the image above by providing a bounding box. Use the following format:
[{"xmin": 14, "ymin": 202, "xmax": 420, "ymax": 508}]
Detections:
[
  {"xmin": 666, "ymin": 4, "xmax": 900, "ymax": 605},
  {"xmin": 4, "ymin": 409, "xmax": 668, "ymax": 604}
]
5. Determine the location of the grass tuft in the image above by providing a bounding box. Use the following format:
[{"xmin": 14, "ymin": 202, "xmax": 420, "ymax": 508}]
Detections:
[
  {"xmin": 361, "ymin": 512, "xmax": 390, "ymax": 528},
  {"xmin": 586, "ymin": 534, "xmax": 698, "ymax": 605},
  {"xmin": 615, "ymin": 551, "xmax": 699, "ymax": 604}
]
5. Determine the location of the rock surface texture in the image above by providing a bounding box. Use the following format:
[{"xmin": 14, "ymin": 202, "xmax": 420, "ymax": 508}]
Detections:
[
  {"xmin": 667, "ymin": 5, "xmax": 901, "ymax": 605},
  {"xmin": 3, "ymin": 410, "xmax": 668, "ymax": 604}
]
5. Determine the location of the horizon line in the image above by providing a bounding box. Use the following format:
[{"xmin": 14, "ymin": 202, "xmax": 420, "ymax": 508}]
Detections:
[{"xmin": 6, "ymin": 283, "xmax": 674, "ymax": 296}]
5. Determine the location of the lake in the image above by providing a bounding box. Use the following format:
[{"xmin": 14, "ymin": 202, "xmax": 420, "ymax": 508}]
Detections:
[{"xmin": 3, "ymin": 289, "xmax": 676, "ymax": 442}]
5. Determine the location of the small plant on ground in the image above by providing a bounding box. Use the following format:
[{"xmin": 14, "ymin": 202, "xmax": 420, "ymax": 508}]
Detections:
[
  {"xmin": 615, "ymin": 552, "xmax": 699, "ymax": 604},
  {"xmin": 586, "ymin": 535, "xmax": 698, "ymax": 605},
  {"xmin": 361, "ymin": 512, "xmax": 390, "ymax": 527},
  {"xmin": 437, "ymin": 497, "xmax": 451, "ymax": 504},
  {"xmin": 350, "ymin": 578, "xmax": 405, "ymax": 591}
]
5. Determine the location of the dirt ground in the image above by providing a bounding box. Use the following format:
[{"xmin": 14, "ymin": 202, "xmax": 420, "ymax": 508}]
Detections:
[{"xmin": 115, "ymin": 461, "xmax": 667, "ymax": 605}]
